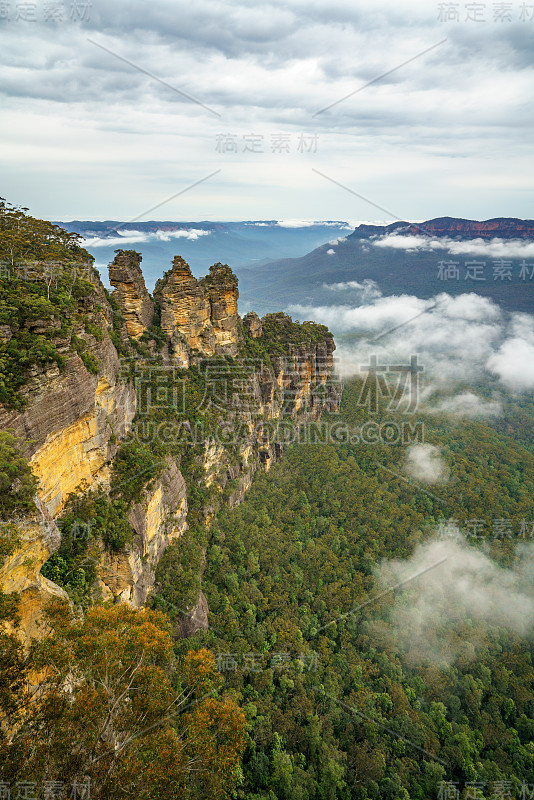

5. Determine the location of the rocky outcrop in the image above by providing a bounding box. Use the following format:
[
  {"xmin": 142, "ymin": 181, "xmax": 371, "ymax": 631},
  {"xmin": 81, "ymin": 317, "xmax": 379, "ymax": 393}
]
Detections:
[
  {"xmin": 109, "ymin": 250, "xmax": 155, "ymax": 339},
  {"xmin": 200, "ymin": 263, "xmax": 239, "ymax": 355},
  {"xmin": 243, "ymin": 311, "xmax": 262, "ymax": 338},
  {"xmin": 154, "ymin": 257, "xmax": 239, "ymax": 367},
  {"xmin": 0, "ymin": 499, "xmax": 68, "ymax": 641},
  {"xmin": 154, "ymin": 257, "xmax": 214, "ymax": 367},
  {"xmin": 178, "ymin": 590, "xmax": 209, "ymax": 638},
  {"xmin": 97, "ymin": 458, "xmax": 188, "ymax": 607}
]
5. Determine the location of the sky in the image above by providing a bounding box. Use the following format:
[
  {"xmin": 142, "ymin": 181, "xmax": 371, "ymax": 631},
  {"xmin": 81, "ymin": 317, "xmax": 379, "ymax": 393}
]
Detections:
[{"xmin": 1, "ymin": 0, "xmax": 533, "ymax": 222}]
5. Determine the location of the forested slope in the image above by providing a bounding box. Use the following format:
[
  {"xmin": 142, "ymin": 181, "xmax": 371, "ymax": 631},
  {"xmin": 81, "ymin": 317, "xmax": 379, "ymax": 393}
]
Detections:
[{"xmin": 173, "ymin": 379, "xmax": 534, "ymax": 800}]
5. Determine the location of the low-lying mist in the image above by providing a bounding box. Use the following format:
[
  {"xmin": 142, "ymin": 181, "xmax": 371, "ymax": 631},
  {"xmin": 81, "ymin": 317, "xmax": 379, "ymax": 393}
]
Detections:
[
  {"xmin": 290, "ymin": 285, "xmax": 534, "ymax": 415},
  {"xmin": 373, "ymin": 535, "xmax": 534, "ymax": 667}
]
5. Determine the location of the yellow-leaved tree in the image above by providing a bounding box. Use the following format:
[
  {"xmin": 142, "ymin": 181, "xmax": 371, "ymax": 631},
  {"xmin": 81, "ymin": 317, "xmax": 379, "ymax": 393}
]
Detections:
[{"xmin": 0, "ymin": 598, "xmax": 246, "ymax": 800}]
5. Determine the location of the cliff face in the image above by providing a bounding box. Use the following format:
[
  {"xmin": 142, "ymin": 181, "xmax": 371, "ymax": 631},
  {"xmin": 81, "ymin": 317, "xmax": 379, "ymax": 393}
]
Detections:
[
  {"xmin": 29, "ymin": 364, "xmax": 135, "ymax": 518},
  {"xmin": 175, "ymin": 320, "xmax": 340, "ymax": 517},
  {"xmin": 270, "ymin": 342, "xmax": 336, "ymax": 415},
  {"xmin": 0, "ymin": 253, "xmax": 340, "ymax": 645},
  {"xmin": 0, "ymin": 501, "xmax": 68, "ymax": 640},
  {"xmin": 0, "ymin": 276, "xmax": 136, "ymax": 517},
  {"xmin": 154, "ymin": 258, "xmax": 239, "ymax": 366},
  {"xmin": 0, "ymin": 265, "xmax": 136, "ymax": 642},
  {"xmin": 407, "ymin": 217, "xmax": 534, "ymax": 240},
  {"xmin": 97, "ymin": 459, "xmax": 188, "ymax": 606}
]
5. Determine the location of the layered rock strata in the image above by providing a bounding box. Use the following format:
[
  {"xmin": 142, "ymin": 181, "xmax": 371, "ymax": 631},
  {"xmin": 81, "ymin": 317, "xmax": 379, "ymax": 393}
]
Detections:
[
  {"xmin": 154, "ymin": 258, "xmax": 239, "ymax": 367},
  {"xmin": 109, "ymin": 250, "xmax": 155, "ymax": 339}
]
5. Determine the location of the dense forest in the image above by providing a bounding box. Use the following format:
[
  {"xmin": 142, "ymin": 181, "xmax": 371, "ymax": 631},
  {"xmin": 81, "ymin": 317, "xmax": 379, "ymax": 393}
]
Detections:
[{"xmin": 161, "ymin": 379, "xmax": 534, "ymax": 800}]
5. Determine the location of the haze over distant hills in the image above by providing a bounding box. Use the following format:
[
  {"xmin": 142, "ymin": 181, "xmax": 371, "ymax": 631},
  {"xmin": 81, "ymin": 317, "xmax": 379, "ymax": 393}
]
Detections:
[
  {"xmin": 58, "ymin": 219, "xmax": 354, "ymax": 292},
  {"xmin": 64, "ymin": 216, "xmax": 534, "ymax": 318},
  {"xmin": 237, "ymin": 217, "xmax": 534, "ymax": 316}
]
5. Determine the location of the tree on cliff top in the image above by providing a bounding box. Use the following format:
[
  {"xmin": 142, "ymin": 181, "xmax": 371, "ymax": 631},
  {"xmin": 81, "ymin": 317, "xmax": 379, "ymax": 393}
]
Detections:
[{"xmin": 0, "ymin": 198, "xmax": 91, "ymax": 266}]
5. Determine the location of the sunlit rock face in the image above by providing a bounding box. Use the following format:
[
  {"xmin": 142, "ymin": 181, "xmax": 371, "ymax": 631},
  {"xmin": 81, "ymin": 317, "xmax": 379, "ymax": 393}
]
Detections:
[
  {"xmin": 109, "ymin": 250, "xmax": 155, "ymax": 340},
  {"xmin": 154, "ymin": 258, "xmax": 239, "ymax": 367},
  {"xmin": 0, "ymin": 329, "xmax": 136, "ymax": 518},
  {"xmin": 201, "ymin": 263, "xmax": 239, "ymax": 356},
  {"xmin": 29, "ymin": 374, "xmax": 135, "ymax": 517},
  {"xmin": 243, "ymin": 311, "xmax": 262, "ymax": 338},
  {"xmin": 0, "ymin": 500, "xmax": 68, "ymax": 643},
  {"xmin": 97, "ymin": 458, "xmax": 188, "ymax": 607}
]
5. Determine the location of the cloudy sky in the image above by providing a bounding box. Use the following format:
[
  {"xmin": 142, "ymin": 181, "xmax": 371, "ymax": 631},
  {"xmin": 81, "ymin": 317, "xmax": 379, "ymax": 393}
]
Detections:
[{"xmin": 1, "ymin": 0, "xmax": 533, "ymax": 221}]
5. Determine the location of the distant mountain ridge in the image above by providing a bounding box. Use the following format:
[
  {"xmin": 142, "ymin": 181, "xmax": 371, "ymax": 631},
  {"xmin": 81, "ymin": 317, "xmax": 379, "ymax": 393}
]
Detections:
[
  {"xmin": 58, "ymin": 219, "xmax": 348, "ymax": 233},
  {"xmin": 351, "ymin": 217, "xmax": 534, "ymax": 240},
  {"xmin": 237, "ymin": 216, "xmax": 534, "ymax": 316},
  {"xmin": 59, "ymin": 216, "xmax": 534, "ymax": 314},
  {"xmin": 58, "ymin": 219, "xmax": 353, "ymax": 292}
]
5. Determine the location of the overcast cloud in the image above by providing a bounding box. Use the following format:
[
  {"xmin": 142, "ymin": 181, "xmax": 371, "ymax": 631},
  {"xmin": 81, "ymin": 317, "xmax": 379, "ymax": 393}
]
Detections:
[{"xmin": 1, "ymin": 0, "xmax": 533, "ymax": 220}]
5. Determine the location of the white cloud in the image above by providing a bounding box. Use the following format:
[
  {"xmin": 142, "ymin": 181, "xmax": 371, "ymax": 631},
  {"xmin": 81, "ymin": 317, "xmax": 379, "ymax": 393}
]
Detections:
[
  {"xmin": 376, "ymin": 536, "xmax": 534, "ymax": 665},
  {"xmin": 428, "ymin": 392, "xmax": 502, "ymax": 419},
  {"xmin": 290, "ymin": 293, "xmax": 431, "ymax": 335},
  {"xmin": 322, "ymin": 278, "xmax": 383, "ymax": 302},
  {"xmin": 276, "ymin": 220, "xmax": 320, "ymax": 229},
  {"xmin": 156, "ymin": 229, "xmax": 211, "ymax": 242},
  {"xmin": 373, "ymin": 233, "xmax": 534, "ymax": 259},
  {"xmin": 289, "ymin": 289, "xmax": 534, "ymax": 396},
  {"xmin": 404, "ymin": 444, "xmax": 449, "ymax": 484},
  {"xmin": 437, "ymin": 292, "xmax": 501, "ymax": 322},
  {"xmin": 83, "ymin": 228, "xmax": 211, "ymax": 247},
  {"xmin": 487, "ymin": 337, "xmax": 534, "ymax": 391},
  {"xmin": 326, "ymin": 248, "xmax": 335, "ymax": 255},
  {"xmin": 275, "ymin": 220, "xmax": 349, "ymax": 229}
]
